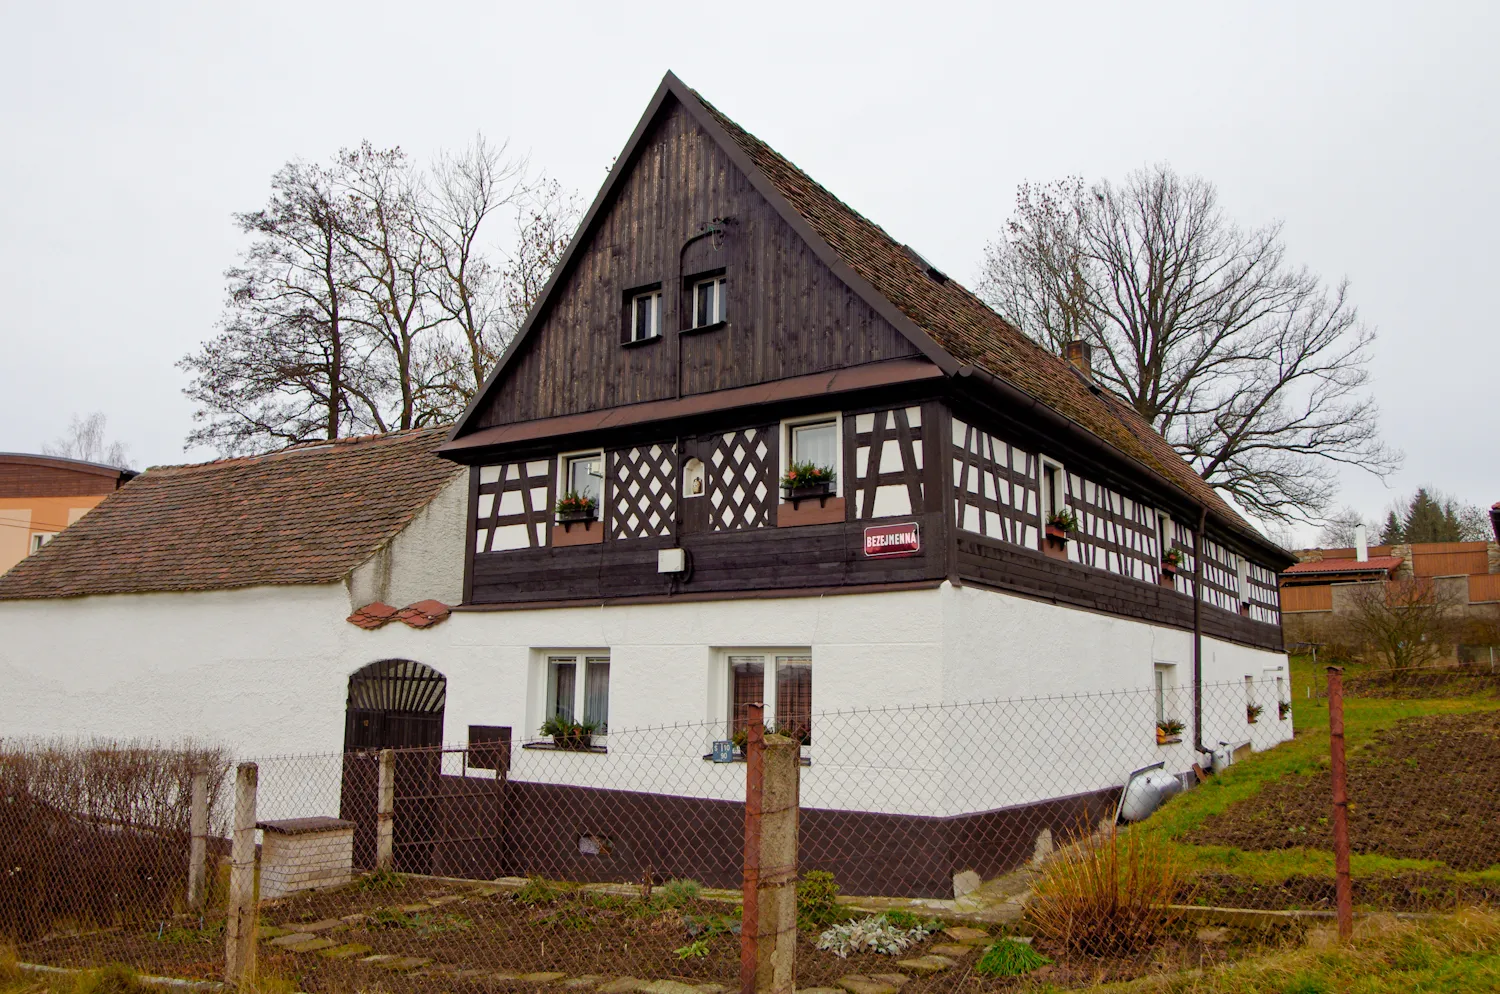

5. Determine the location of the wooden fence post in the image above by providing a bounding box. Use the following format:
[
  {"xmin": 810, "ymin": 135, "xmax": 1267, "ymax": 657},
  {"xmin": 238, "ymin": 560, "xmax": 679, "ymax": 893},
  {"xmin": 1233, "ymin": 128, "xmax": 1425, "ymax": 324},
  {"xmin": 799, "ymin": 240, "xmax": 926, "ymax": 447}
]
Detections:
[
  {"xmin": 741, "ymin": 704, "xmax": 799, "ymax": 994},
  {"xmin": 187, "ymin": 771, "xmax": 208, "ymax": 911},
  {"xmin": 224, "ymin": 762, "xmax": 258, "ymax": 987},
  {"xmin": 1327, "ymin": 666, "xmax": 1353, "ymax": 943},
  {"xmin": 376, "ymin": 749, "xmax": 396, "ymax": 871}
]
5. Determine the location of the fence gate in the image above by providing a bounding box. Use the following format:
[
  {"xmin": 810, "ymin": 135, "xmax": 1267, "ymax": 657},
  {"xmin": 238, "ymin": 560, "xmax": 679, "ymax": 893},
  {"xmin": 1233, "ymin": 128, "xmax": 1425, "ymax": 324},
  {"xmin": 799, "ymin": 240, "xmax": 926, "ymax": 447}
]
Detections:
[{"xmin": 340, "ymin": 659, "xmax": 447, "ymax": 871}]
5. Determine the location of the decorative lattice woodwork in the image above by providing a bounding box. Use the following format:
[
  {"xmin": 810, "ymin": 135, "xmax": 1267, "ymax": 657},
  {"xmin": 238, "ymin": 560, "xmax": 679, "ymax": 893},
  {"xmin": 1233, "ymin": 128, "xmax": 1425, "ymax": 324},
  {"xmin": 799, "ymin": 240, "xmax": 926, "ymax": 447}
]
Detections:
[
  {"xmin": 1200, "ymin": 537, "xmax": 1240, "ymax": 612},
  {"xmin": 1246, "ymin": 562, "xmax": 1280, "ymax": 624},
  {"xmin": 608, "ymin": 444, "xmax": 676, "ymax": 540},
  {"xmin": 849, "ymin": 407, "xmax": 925, "ymax": 519},
  {"xmin": 708, "ymin": 427, "xmax": 776, "ymax": 532},
  {"xmin": 1063, "ymin": 474, "xmax": 1161, "ymax": 583},
  {"xmin": 950, "ymin": 417, "xmax": 1040, "ymax": 549},
  {"xmin": 475, "ymin": 458, "xmax": 553, "ymax": 552}
]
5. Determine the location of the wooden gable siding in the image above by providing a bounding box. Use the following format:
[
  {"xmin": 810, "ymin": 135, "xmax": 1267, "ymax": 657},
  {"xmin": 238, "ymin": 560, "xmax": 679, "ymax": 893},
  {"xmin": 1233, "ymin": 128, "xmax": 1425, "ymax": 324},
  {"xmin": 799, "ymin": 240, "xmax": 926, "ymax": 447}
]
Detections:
[{"xmin": 471, "ymin": 100, "xmax": 920, "ymax": 430}]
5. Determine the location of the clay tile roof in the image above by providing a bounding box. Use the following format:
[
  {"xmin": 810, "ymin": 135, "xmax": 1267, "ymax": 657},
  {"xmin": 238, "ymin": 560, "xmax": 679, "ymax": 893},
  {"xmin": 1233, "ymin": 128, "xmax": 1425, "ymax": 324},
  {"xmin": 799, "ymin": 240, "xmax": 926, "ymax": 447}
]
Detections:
[
  {"xmin": 1282, "ymin": 556, "xmax": 1404, "ymax": 576},
  {"xmin": 691, "ymin": 89, "xmax": 1256, "ymax": 540},
  {"xmin": 0, "ymin": 427, "xmax": 461, "ymax": 601}
]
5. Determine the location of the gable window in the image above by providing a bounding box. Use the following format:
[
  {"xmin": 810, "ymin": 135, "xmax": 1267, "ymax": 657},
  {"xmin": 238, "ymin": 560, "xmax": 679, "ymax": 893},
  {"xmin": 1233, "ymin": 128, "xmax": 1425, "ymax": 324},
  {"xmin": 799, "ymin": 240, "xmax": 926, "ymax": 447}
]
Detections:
[
  {"xmin": 693, "ymin": 276, "xmax": 727, "ymax": 327},
  {"xmin": 726, "ymin": 650, "xmax": 813, "ymax": 746},
  {"xmin": 630, "ymin": 289, "xmax": 662, "ymax": 342},
  {"xmin": 543, "ymin": 653, "xmax": 611, "ymax": 734}
]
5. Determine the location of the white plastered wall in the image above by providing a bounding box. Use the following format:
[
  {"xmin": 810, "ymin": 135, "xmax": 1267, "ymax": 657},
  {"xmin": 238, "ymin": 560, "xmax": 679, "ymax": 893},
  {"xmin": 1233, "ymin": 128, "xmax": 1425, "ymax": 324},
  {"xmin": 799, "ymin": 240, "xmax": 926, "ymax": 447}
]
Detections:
[
  {"xmin": 345, "ymin": 473, "xmax": 467, "ymax": 610},
  {"xmin": 0, "ymin": 576, "xmax": 1290, "ymax": 821}
]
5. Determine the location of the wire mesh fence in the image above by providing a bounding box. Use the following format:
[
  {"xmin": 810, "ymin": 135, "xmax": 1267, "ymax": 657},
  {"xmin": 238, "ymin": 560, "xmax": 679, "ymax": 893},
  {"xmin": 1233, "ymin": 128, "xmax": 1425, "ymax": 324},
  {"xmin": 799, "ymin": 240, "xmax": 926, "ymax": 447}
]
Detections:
[{"xmin": 3, "ymin": 668, "xmax": 1496, "ymax": 990}]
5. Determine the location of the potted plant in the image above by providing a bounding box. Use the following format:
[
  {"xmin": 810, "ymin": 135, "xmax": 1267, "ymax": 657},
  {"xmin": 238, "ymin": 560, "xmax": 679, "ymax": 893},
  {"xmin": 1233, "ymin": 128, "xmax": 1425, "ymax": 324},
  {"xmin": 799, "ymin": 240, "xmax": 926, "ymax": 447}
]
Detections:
[
  {"xmin": 1246, "ymin": 703, "xmax": 1264, "ymax": 724},
  {"xmin": 1161, "ymin": 547, "xmax": 1184, "ymax": 576},
  {"xmin": 541, "ymin": 716, "xmax": 599, "ymax": 750},
  {"xmin": 555, "ymin": 490, "xmax": 598, "ymax": 528},
  {"xmin": 781, "ymin": 462, "xmax": 835, "ymax": 504},
  {"xmin": 1156, "ymin": 718, "xmax": 1185, "ymax": 745},
  {"xmin": 1278, "ymin": 700, "xmax": 1292, "ymax": 721},
  {"xmin": 1045, "ymin": 509, "xmax": 1078, "ymax": 544}
]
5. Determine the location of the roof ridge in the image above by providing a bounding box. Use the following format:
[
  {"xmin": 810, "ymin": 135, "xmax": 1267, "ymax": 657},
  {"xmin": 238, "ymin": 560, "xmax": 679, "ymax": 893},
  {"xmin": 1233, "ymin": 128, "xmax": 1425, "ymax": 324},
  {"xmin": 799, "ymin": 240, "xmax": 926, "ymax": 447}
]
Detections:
[{"xmin": 143, "ymin": 425, "xmax": 452, "ymax": 475}]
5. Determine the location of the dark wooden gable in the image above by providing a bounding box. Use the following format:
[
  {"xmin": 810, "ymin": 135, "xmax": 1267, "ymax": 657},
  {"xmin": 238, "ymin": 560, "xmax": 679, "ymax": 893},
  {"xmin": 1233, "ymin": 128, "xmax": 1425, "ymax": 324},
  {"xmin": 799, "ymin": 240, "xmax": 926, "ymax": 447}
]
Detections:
[{"xmin": 463, "ymin": 96, "xmax": 922, "ymax": 432}]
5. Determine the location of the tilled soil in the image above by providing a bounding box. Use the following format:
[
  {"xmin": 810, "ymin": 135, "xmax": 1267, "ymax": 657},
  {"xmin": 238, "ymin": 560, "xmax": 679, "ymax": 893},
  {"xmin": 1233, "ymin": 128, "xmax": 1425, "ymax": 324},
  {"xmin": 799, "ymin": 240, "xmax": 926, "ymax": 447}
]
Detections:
[
  {"xmin": 18, "ymin": 880, "xmax": 1282, "ymax": 992},
  {"xmin": 1185, "ymin": 710, "xmax": 1500, "ymax": 872}
]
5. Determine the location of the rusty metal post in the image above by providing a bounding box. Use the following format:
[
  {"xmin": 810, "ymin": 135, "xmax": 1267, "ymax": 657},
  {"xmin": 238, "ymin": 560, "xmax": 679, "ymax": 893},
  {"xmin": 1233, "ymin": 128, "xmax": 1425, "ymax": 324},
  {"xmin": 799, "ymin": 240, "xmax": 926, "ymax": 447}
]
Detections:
[
  {"xmin": 187, "ymin": 771, "xmax": 208, "ymax": 911},
  {"xmin": 376, "ymin": 749, "xmax": 396, "ymax": 871},
  {"xmin": 741, "ymin": 703, "xmax": 765, "ymax": 994},
  {"xmin": 224, "ymin": 762, "xmax": 258, "ymax": 987},
  {"xmin": 1327, "ymin": 666, "xmax": 1353, "ymax": 943}
]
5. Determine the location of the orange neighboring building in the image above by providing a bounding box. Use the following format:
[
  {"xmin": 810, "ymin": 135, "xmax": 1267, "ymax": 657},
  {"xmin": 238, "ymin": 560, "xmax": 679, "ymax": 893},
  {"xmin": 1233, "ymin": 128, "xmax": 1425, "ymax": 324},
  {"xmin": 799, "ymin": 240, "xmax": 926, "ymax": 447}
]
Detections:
[{"xmin": 0, "ymin": 454, "xmax": 136, "ymax": 575}]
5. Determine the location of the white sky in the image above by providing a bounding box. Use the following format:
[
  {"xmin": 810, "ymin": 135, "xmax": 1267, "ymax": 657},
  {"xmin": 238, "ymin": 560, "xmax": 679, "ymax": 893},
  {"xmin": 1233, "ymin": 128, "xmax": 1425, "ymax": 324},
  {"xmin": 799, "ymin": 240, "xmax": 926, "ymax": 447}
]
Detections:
[{"xmin": 2, "ymin": 1, "xmax": 1495, "ymax": 543}]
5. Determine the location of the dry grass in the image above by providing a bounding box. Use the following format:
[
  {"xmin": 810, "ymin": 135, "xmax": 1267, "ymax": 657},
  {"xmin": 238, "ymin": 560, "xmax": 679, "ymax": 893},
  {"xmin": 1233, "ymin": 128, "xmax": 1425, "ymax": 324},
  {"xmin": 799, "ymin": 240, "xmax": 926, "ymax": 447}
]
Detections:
[{"xmin": 1027, "ymin": 822, "xmax": 1183, "ymax": 957}]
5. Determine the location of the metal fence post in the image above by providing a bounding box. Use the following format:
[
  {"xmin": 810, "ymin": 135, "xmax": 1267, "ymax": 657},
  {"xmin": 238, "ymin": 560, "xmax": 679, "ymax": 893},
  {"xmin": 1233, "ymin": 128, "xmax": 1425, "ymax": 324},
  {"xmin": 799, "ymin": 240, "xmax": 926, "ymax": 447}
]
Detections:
[
  {"xmin": 224, "ymin": 762, "xmax": 258, "ymax": 987},
  {"xmin": 187, "ymin": 771, "xmax": 208, "ymax": 911},
  {"xmin": 1327, "ymin": 666, "xmax": 1353, "ymax": 943},
  {"xmin": 376, "ymin": 748, "xmax": 396, "ymax": 871}
]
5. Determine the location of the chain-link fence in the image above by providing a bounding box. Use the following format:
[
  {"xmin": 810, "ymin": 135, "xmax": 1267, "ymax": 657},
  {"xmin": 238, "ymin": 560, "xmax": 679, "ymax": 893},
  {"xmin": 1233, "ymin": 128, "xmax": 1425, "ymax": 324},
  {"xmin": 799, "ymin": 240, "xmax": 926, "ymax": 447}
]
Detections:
[{"xmin": 4, "ymin": 668, "xmax": 1496, "ymax": 990}]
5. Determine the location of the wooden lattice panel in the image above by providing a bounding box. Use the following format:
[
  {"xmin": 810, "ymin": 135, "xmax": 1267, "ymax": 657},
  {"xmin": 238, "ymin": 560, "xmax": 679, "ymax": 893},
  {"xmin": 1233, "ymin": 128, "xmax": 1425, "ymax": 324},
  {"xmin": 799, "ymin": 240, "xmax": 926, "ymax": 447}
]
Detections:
[
  {"xmin": 475, "ymin": 458, "xmax": 553, "ymax": 552},
  {"xmin": 1063, "ymin": 474, "xmax": 1160, "ymax": 582},
  {"xmin": 1246, "ymin": 562, "xmax": 1280, "ymax": 624},
  {"xmin": 608, "ymin": 444, "xmax": 676, "ymax": 540},
  {"xmin": 950, "ymin": 417, "xmax": 1040, "ymax": 550},
  {"xmin": 849, "ymin": 407, "xmax": 925, "ymax": 519},
  {"xmin": 708, "ymin": 427, "xmax": 776, "ymax": 532}
]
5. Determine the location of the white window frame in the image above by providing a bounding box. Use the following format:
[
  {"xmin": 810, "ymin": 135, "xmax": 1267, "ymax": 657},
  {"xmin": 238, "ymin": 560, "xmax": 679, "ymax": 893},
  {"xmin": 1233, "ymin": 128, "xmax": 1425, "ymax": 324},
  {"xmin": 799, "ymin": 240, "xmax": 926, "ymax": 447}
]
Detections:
[
  {"xmin": 714, "ymin": 648, "xmax": 813, "ymax": 756},
  {"xmin": 530, "ymin": 650, "xmax": 611, "ymax": 740},
  {"xmin": 1153, "ymin": 663, "xmax": 1178, "ymax": 725},
  {"xmin": 29, "ymin": 532, "xmax": 58, "ymax": 554},
  {"xmin": 692, "ymin": 275, "xmax": 727, "ymax": 328},
  {"xmin": 779, "ymin": 413, "xmax": 842, "ymax": 498},
  {"xmin": 1039, "ymin": 457, "xmax": 1066, "ymax": 524},
  {"xmin": 557, "ymin": 448, "xmax": 606, "ymax": 517},
  {"xmin": 630, "ymin": 289, "xmax": 662, "ymax": 342}
]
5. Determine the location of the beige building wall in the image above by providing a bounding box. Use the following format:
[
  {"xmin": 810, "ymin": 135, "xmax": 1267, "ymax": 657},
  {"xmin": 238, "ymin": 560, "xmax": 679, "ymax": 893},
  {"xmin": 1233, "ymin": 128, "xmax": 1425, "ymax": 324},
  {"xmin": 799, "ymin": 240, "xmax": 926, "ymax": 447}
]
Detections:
[{"xmin": 0, "ymin": 495, "xmax": 109, "ymax": 575}]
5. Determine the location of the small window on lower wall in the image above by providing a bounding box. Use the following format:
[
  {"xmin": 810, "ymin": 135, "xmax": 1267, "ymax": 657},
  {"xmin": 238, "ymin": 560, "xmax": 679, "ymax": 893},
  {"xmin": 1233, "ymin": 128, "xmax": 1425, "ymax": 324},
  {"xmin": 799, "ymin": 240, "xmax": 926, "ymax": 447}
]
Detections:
[
  {"xmin": 540, "ymin": 653, "xmax": 610, "ymax": 737},
  {"xmin": 725, "ymin": 650, "xmax": 812, "ymax": 746}
]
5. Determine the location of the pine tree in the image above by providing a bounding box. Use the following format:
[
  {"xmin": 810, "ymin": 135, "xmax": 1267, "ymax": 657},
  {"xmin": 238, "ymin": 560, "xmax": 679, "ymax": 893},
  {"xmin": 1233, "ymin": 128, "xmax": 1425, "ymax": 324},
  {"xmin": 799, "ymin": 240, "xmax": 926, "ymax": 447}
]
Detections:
[
  {"xmin": 1403, "ymin": 489, "xmax": 1462, "ymax": 543},
  {"xmin": 1380, "ymin": 510, "xmax": 1404, "ymax": 545}
]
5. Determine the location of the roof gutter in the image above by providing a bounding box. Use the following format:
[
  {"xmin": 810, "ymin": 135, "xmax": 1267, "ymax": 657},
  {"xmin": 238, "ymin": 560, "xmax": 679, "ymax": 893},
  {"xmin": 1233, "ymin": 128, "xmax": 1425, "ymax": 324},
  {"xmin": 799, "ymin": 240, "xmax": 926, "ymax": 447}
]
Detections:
[{"xmin": 953, "ymin": 364, "xmax": 1289, "ymax": 568}]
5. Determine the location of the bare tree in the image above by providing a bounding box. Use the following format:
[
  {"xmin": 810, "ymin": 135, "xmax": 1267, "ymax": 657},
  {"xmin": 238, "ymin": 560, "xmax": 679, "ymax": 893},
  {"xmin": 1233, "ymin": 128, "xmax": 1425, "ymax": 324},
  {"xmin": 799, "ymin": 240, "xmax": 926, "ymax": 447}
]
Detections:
[
  {"xmin": 499, "ymin": 178, "xmax": 583, "ymax": 337},
  {"xmin": 980, "ymin": 166, "xmax": 1401, "ymax": 523},
  {"xmin": 1342, "ymin": 578, "xmax": 1462, "ymax": 670},
  {"xmin": 1318, "ymin": 506, "xmax": 1379, "ymax": 547},
  {"xmin": 44, "ymin": 413, "xmax": 131, "ymax": 469},
  {"xmin": 179, "ymin": 162, "xmax": 381, "ymax": 453}
]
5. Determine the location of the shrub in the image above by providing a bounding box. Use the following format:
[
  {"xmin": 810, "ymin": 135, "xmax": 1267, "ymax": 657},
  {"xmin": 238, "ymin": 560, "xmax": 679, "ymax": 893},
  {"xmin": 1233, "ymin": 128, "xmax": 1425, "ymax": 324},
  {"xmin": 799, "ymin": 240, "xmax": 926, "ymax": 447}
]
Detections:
[
  {"xmin": 797, "ymin": 870, "xmax": 846, "ymax": 930},
  {"xmin": 816, "ymin": 914, "xmax": 936, "ymax": 958},
  {"xmin": 656, "ymin": 878, "xmax": 702, "ymax": 908},
  {"xmin": 514, "ymin": 876, "xmax": 558, "ymax": 906},
  {"xmin": 1026, "ymin": 822, "xmax": 1182, "ymax": 957},
  {"xmin": 974, "ymin": 939, "xmax": 1052, "ymax": 977}
]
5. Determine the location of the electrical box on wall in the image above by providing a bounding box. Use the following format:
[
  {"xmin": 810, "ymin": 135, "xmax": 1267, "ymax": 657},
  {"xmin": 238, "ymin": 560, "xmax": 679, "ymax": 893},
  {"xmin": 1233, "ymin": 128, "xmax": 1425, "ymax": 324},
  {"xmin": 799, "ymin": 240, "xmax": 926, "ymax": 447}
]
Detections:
[{"xmin": 658, "ymin": 548, "xmax": 686, "ymax": 573}]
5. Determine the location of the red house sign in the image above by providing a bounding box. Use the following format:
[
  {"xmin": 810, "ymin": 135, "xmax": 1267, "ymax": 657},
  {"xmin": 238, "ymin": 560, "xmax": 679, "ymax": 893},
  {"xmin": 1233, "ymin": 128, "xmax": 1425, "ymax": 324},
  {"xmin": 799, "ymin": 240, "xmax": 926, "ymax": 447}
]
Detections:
[{"xmin": 864, "ymin": 522, "xmax": 921, "ymax": 558}]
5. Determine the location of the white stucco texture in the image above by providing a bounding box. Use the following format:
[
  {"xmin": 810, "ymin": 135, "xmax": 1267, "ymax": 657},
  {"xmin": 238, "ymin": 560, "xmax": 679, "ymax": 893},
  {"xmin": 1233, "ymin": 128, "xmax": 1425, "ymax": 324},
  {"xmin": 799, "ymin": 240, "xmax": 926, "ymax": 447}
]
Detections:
[{"xmin": 345, "ymin": 474, "xmax": 468, "ymax": 610}]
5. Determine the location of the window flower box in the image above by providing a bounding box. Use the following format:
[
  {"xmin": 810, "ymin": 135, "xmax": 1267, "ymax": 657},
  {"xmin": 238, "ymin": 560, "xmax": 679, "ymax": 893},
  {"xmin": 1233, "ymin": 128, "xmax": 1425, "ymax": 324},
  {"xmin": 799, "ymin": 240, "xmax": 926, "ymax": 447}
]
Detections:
[
  {"xmin": 1246, "ymin": 703, "xmax": 1264, "ymax": 724},
  {"xmin": 781, "ymin": 462, "xmax": 836, "ymax": 507},
  {"xmin": 555, "ymin": 491, "xmax": 599, "ymax": 530},
  {"xmin": 1160, "ymin": 548, "xmax": 1184, "ymax": 586},
  {"xmin": 1156, "ymin": 718, "xmax": 1185, "ymax": 745},
  {"xmin": 1278, "ymin": 700, "xmax": 1292, "ymax": 721},
  {"xmin": 541, "ymin": 717, "xmax": 599, "ymax": 750}
]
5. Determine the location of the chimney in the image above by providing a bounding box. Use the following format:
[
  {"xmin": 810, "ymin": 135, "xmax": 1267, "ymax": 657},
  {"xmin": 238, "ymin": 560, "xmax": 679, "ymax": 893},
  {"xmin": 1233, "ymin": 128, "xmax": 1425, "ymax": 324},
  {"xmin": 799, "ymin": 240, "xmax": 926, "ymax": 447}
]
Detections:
[
  {"xmin": 1490, "ymin": 502, "xmax": 1500, "ymax": 543},
  {"xmin": 1063, "ymin": 340, "xmax": 1093, "ymax": 382},
  {"xmin": 1355, "ymin": 523, "xmax": 1368, "ymax": 563}
]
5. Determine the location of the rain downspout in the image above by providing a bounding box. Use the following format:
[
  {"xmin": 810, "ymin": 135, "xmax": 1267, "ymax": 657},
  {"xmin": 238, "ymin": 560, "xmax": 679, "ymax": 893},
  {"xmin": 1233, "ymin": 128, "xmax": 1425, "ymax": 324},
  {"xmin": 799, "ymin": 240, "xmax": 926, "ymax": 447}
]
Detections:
[{"xmin": 1193, "ymin": 504, "xmax": 1208, "ymax": 755}]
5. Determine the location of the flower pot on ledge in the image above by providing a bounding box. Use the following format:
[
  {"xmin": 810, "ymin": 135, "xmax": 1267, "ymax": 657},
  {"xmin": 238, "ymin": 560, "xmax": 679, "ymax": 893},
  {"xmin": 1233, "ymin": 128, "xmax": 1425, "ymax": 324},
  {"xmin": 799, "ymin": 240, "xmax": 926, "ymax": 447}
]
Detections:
[
  {"xmin": 1043, "ymin": 524, "xmax": 1070, "ymax": 560},
  {"xmin": 1155, "ymin": 729, "xmax": 1182, "ymax": 746},
  {"xmin": 556, "ymin": 510, "xmax": 598, "ymax": 531},
  {"xmin": 1159, "ymin": 562, "xmax": 1179, "ymax": 588},
  {"xmin": 552, "ymin": 733, "xmax": 595, "ymax": 751}
]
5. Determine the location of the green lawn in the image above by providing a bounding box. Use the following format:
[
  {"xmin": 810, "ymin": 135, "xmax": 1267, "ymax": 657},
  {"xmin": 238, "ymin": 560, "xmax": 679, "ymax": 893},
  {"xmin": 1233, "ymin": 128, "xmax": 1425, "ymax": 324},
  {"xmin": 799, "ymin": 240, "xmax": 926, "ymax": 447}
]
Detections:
[{"xmin": 1146, "ymin": 654, "xmax": 1500, "ymax": 886}]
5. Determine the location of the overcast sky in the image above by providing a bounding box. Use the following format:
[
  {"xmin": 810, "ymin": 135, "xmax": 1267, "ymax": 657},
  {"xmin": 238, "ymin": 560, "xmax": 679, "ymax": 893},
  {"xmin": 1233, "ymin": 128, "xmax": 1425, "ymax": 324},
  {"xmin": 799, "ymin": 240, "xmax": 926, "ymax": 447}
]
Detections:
[{"xmin": 2, "ymin": 1, "xmax": 1495, "ymax": 542}]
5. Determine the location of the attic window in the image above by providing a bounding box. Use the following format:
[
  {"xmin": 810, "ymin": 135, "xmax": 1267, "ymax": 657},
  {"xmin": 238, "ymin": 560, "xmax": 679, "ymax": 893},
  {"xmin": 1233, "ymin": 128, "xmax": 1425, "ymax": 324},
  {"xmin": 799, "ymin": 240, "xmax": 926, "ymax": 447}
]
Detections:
[
  {"xmin": 628, "ymin": 288, "xmax": 662, "ymax": 343},
  {"xmin": 693, "ymin": 276, "xmax": 727, "ymax": 327}
]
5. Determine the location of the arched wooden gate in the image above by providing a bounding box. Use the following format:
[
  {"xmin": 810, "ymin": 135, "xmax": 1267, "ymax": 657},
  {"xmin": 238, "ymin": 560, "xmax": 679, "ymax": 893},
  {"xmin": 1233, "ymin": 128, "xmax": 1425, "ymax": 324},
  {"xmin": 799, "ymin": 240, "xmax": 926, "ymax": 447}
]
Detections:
[{"xmin": 340, "ymin": 660, "xmax": 448, "ymax": 872}]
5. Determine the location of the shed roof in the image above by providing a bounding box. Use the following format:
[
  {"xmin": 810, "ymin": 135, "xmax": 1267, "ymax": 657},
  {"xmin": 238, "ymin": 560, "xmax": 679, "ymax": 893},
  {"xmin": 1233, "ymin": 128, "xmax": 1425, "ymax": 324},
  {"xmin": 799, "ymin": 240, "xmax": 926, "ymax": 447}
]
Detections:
[
  {"xmin": 0, "ymin": 428, "xmax": 460, "ymax": 601},
  {"xmin": 1282, "ymin": 556, "xmax": 1404, "ymax": 577}
]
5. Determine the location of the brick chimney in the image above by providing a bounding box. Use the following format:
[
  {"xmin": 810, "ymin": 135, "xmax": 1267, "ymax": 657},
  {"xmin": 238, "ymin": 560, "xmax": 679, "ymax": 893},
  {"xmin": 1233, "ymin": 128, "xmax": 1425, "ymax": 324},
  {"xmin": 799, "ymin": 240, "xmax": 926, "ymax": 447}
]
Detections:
[{"xmin": 1063, "ymin": 340, "xmax": 1094, "ymax": 382}]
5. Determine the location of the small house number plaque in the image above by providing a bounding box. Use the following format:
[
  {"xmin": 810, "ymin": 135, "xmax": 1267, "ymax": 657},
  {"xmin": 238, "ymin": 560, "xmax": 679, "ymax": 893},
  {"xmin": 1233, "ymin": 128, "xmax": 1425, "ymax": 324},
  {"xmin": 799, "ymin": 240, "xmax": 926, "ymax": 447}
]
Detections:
[
  {"xmin": 863, "ymin": 522, "xmax": 920, "ymax": 558},
  {"xmin": 711, "ymin": 740, "xmax": 735, "ymax": 763}
]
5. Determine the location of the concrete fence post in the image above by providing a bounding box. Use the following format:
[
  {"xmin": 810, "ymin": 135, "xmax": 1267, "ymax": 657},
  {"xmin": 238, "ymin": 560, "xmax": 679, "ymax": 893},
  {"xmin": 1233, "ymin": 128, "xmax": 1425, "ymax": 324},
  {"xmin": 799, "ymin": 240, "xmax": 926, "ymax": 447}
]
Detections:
[
  {"xmin": 1327, "ymin": 666, "xmax": 1354, "ymax": 943},
  {"xmin": 224, "ymin": 762, "xmax": 258, "ymax": 987},
  {"xmin": 187, "ymin": 771, "xmax": 208, "ymax": 911},
  {"xmin": 741, "ymin": 703, "xmax": 800, "ymax": 994},
  {"xmin": 376, "ymin": 749, "xmax": 396, "ymax": 871}
]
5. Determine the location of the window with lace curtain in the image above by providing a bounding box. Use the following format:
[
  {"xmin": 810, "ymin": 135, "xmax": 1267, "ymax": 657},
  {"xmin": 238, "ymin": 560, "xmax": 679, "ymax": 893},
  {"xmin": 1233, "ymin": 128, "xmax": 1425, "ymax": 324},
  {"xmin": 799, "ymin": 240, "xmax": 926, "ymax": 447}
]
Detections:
[
  {"xmin": 544, "ymin": 653, "xmax": 610, "ymax": 733},
  {"xmin": 726, "ymin": 650, "xmax": 812, "ymax": 746}
]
